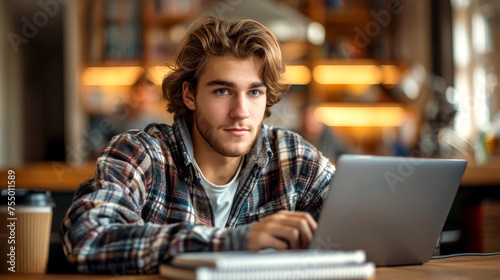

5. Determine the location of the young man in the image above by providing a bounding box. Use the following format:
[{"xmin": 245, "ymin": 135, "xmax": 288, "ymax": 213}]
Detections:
[{"xmin": 61, "ymin": 16, "xmax": 334, "ymax": 274}]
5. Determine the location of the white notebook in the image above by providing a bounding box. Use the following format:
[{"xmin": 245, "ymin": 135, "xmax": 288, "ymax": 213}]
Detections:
[{"xmin": 160, "ymin": 250, "xmax": 375, "ymax": 280}]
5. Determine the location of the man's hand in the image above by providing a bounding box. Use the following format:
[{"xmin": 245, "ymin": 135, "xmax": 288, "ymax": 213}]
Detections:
[{"xmin": 247, "ymin": 211, "xmax": 317, "ymax": 251}]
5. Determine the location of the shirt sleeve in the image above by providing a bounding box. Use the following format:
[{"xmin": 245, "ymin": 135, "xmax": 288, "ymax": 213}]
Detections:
[
  {"xmin": 60, "ymin": 132, "xmax": 241, "ymax": 274},
  {"xmin": 295, "ymin": 147, "xmax": 336, "ymax": 221}
]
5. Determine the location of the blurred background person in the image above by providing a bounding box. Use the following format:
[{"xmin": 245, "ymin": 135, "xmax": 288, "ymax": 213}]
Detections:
[
  {"xmin": 86, "ymin": 73, "xmax": 168, "ymax": 159},
  {"xmin": 109, "ymin": 73, "xmax": 167, "ymax": 138}
]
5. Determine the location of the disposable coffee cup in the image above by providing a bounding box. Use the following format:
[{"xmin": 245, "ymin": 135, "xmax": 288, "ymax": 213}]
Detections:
[{"xmin": 1, "ymin": 189, "xmax": 55, "ymax": 274}]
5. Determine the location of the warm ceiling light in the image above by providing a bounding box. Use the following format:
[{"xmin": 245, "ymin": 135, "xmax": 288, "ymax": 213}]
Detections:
[
  {"xmin": 313, "ymin": 65, "xmax": 380, "ymax": 84},
  {"xmin": 313, "ymin": 65, "xmax": 399, "ymax": 85},
  {"xmin": 81, "ymin": 67, "xmax": 144, "ymax": 86},
  {"xmin": 379, "ymin": 65, "xmax": 400, "ymax": 84},
  {"xmin": 307, "ymin": 22, "xmax": 326, "ymax": 46},
  {"xmin": 315, "ymin": 104, "xmax": 406, "ymax": 127},
  {"xmin": 285, "ymin": 65, "xmax": 312, "ymax": 85}
]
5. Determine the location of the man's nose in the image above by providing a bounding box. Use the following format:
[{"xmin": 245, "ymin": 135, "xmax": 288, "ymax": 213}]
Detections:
[{"xmin": 229, "ymin": 93, "xmax": 250, "ymax": 120}]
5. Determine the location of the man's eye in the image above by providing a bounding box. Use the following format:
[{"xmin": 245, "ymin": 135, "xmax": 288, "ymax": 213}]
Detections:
[
  {"xmin": 215, "ymin": 89, "xmax": 230, "ymax": 95},
  {"xmin": 249, "ymin": 90, "xmax": 262, "ymax": 97}
]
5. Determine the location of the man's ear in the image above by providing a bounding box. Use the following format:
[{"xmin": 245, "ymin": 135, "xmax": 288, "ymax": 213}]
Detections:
[{"xmin": 182, "ymin": 81, "xmax": 195, "ymax": 110}]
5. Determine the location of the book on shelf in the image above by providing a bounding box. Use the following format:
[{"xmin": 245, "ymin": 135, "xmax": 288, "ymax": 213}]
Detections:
[
  {"xmin": 86, "ymin": 0, "xmax": 143, "ymax": 63},
  {"xmin": 159, "ymin": 250, "xmax": 375, "ymax": 280},
  {"xmin": 152, "ymin": 0, "xmax": 201, "ymax": 17}
]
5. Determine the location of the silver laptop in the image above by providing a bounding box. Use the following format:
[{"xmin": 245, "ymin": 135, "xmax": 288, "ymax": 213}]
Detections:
[{"xmin": 309, "ymin": 154, "xmax": 467, "ymax": 266}]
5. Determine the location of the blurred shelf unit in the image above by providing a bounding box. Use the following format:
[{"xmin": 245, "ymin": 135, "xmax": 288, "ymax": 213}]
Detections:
[
  {"xmin": 80, "ymin": 0, "xmax": 202, "ymax": 117},
  {"xmin": 280, "ymin": 0, "xmax": 395, "ymax": 60},
  {"xmin": 464, "ymin": 199, "xmax": 500, "ymax": 253},
  {"xmin": 143, "ymin": 0, "xmax": 202, "ymax": 67},
  {"xmin": 80, "ymin": 0, "xmax": 411, "ymax": 153},
  {"xmin": 277, "ymin": 0, "xmax": 413, "ymax": 154},
  {"xmin": 82, "ymin": 0, "xmax": 201, "ymax": 68},
  {"xmin": 84, "ymin": 0, "xmax": 143, "ymax": 65},
  {"xmin": 278, "ymin": 0, "xmax": 406, "ymax": 98}
]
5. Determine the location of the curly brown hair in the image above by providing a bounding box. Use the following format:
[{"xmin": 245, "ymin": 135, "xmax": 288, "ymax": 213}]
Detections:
[{"xmin": 162, "ymin": 15, "xmax": 290, "ymax": 122}]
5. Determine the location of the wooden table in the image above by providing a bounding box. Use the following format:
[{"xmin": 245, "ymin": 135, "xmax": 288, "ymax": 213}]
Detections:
[
  {"xmin": 376, "ymin": 255, "xmax": 500, "ymax": 279},
  {"xmin": 1, "ymin": 255, "xmax": 499, "ymax": 279},
  {"xmin": 0, "ymin": 161, "xmax": 95, "ymax": 191},
  {"xmin": 460, "ymin": 158, "xmax": 500, "ymax": 186}
]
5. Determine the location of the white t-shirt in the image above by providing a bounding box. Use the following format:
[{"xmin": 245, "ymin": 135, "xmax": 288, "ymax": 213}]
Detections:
[{"xmin": 192, "ymin": 159, "xmax": 243, "ymax": 228}]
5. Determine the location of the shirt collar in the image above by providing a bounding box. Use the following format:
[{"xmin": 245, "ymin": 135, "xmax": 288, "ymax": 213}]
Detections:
[
  {"xmin": 175, "ymin": 117, "xmax": 196, "ymax": 168},
  {"xmin": 174, "ymin": 117, "xmax": 273, "ymax": 169}
]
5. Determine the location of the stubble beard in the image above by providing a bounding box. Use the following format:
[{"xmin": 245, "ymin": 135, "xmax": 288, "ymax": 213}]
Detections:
[{"xmin": 194, "ymin": 112, "xmax": 263, "ymax": 157}]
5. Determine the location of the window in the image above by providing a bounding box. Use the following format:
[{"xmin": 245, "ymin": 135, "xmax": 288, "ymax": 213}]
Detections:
[{"xmin": 452, "ymin": 0, "xmax": 499, "ymax": 144}]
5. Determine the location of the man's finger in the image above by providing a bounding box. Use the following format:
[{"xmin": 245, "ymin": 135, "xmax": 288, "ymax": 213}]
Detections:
[
  {"xmin": 249, "ymin": 222, "xmax": 299, "ymax": 250},
  {"xmin": 274, "ymin": 216, "xmax": 314, "ymax": 249},
  {"xmin": 265, "ymin": 223, "xmax": 301, "ymax": 250}
]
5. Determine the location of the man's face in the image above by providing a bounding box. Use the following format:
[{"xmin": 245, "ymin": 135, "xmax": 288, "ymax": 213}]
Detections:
[{"xmin": 183, "ymin": 55, "xmax": 267, "ymax": 158}]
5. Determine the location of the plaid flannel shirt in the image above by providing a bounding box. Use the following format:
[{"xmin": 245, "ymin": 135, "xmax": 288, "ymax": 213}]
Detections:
[{"xmin": 60, "ymin": 117, "xmax": 335, "ymax": 274}]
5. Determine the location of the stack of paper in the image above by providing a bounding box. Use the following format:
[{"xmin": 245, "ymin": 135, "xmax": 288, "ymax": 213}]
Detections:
[{"xmin": 160, "ymin": 250, "xmax": 375, "ymax": 280}]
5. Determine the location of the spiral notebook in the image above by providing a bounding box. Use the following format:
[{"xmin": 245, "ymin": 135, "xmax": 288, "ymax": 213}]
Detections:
[{"xmin": 160, "ymin": 250, "xmax": 374, "ymax": 280}]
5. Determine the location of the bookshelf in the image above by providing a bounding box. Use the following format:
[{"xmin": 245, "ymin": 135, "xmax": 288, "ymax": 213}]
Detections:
[
  {"xmin": 83, "ymin": 0, "xmax": 202, "ymax": 67},
  {"xmin": 142, "ymin": 0, "xmax": 202, "ymax": 67},
  {"xmin": 276, "ymin": 0, "xmax": 417, "ymax": 154},
  {"xmin": 79, "ymin": 0, "xmax": 203, "ymax": 122},
  {"xmin": 84, "ymin": 0, "xmax": 143, "ymax": 65},
  {"xmin": 79, "ymin": 0, "xmax": 428, "ymax": 154},
  {"xmin": 77, "ymin": 0, "xmax": 206, "ymax": 158}
]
